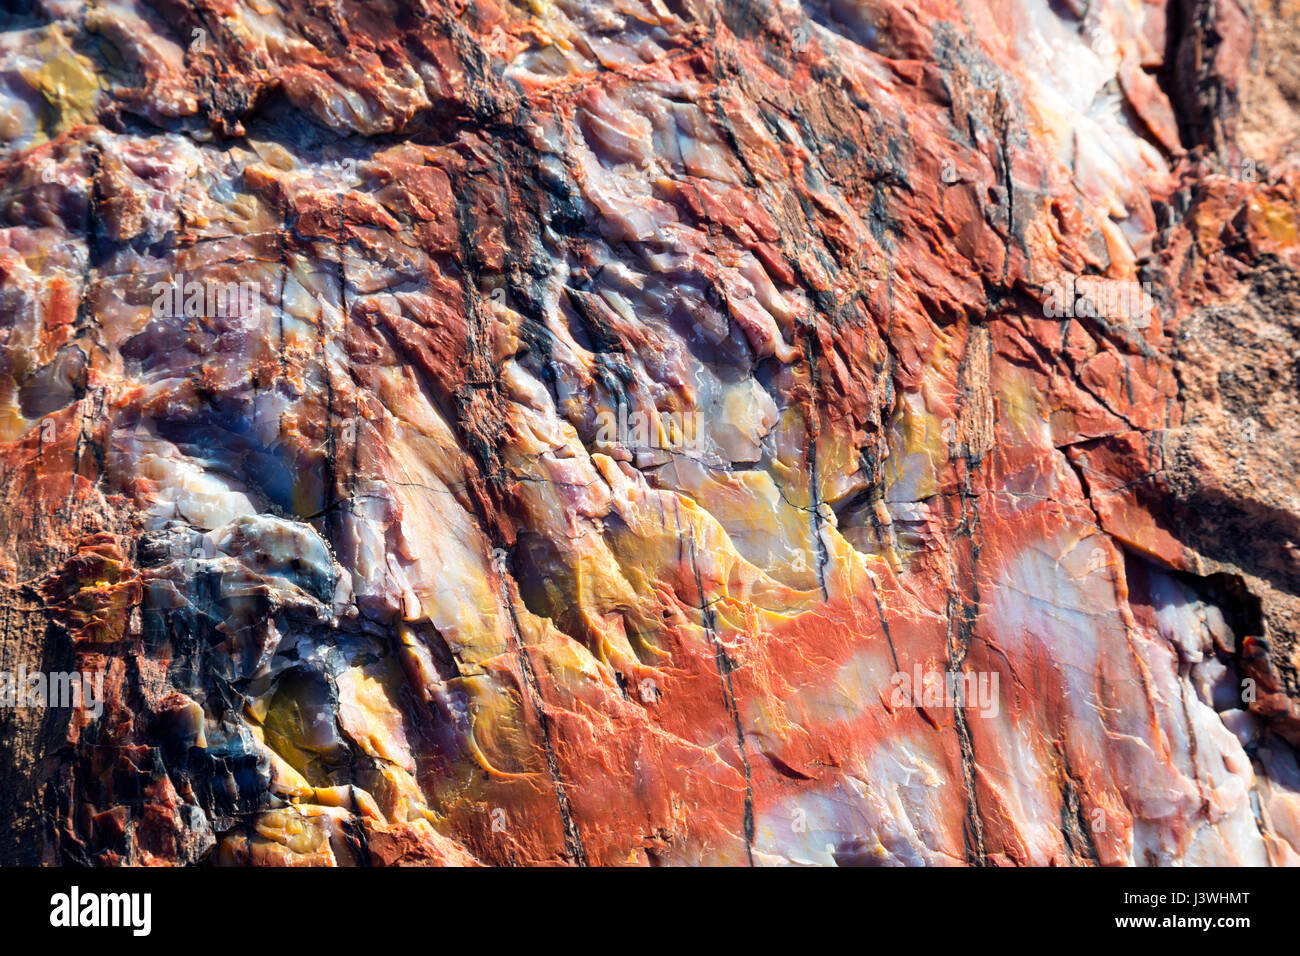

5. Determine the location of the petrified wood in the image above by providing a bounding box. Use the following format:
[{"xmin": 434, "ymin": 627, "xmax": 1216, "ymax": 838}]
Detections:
[{"xmin": 0, "ymin": 0, "xmax": 1297, "ymax": 866}]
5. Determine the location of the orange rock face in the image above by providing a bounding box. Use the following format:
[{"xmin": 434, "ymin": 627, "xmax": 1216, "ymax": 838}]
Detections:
[{"xmin": 0, "ymin": 0, "xmax": 1297, "ymax": 865}]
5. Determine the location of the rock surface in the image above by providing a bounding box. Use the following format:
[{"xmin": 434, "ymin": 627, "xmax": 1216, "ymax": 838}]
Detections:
[{"xmin": 0, "ymin": 0, "xmax": 1297, "ymax": 865}]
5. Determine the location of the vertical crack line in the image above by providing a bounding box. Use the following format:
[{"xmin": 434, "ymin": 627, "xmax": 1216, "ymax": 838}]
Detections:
[
  {"xmin": 63, "ymin": 145, "xmax": 106, "ymax": 525},
  {"xmin": 801, "ymin": 329, "xmax": 831, "ymax": 602},
  {"xmin": 947, "ymin": 446, "xmax": 987, "ymax": 865},
  {"xmin": 689, "ymin": 532, "xmax": 755, "ymax": 865},
  {"xmin": 1177, "ymin": 678, "xmax": 1208, "ymax": 812},
  {"xmin": 946, "ymin": 591, "xmax": 987, "ymax": 866},
  {"xmin": 314, "ymin": 196, "xmax": 347, "ymax": 544},
  {"xmin": 275, "ymin": 201, "xmax": 289, "ymax": 382},
  {"xmin": 993, "ymin": 82, "xmax": 1016, "ymax": 285},
  {"xmin": 334, "ymin": 195, "xmax": 361, "ymax": 527},
  {"xmin": 946, "ymin": 325, "xmax": 992, "ymax": 866},
  {"xmin": 497, "ymin": 576, "xmax": 588, "ymax": 866}
]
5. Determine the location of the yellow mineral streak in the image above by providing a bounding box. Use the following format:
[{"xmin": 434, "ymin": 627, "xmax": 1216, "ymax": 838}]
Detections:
[
  {"xmin": 336, "ymin": 663, "xmax": 416, "ymax": 772},
  {"xmin": 25, "ymin": 29, "xmax": 101, "ymax": 141},
  {"xmin": 883, "ymin": 391, "xmax": 946, "ymax": 502}
]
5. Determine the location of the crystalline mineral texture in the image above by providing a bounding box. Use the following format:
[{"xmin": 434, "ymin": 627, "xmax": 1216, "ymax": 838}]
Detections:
[{"xmin": 0, "ymin": 0, "xmax": 1298, "ymax": 866}]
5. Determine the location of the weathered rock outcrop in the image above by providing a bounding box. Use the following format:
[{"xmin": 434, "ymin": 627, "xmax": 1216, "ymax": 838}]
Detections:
[{"xmin": 0, "ymin": 0, "xmax": 1297, "ymax": 865}]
